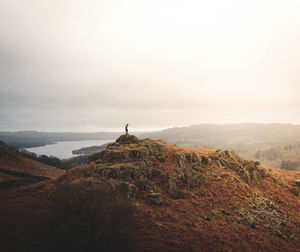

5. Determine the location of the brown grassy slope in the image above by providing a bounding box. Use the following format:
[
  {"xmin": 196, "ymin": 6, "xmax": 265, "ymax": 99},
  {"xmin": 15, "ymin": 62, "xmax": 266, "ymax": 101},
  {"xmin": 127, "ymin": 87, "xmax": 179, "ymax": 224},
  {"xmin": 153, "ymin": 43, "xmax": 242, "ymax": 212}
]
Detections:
[
  {"xmin": 0, "ymin": 136, "xmax": 299, "ymax": 252},
  {"xmin": 0, "ymin": 141, "xmax": 65, "ymax": 180},
  {"xmin": 131, "ymin": 142, "xmax": 300, "ymax": 251},
  {"xmin": 59, "ymin": 137, "xmax": 300, "ymax": 251}
]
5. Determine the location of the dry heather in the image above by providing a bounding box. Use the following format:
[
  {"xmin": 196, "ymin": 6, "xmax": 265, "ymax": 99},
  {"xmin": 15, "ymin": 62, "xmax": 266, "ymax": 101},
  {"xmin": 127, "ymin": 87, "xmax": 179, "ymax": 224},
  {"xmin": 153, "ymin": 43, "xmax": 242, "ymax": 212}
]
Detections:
[
  {"xmin": 1, "ymin": 135, "xmax": 300, "ymax": 252},
  {"xmin": 0, "ymin": 141, "xmax": 64, "ymax": 190}
]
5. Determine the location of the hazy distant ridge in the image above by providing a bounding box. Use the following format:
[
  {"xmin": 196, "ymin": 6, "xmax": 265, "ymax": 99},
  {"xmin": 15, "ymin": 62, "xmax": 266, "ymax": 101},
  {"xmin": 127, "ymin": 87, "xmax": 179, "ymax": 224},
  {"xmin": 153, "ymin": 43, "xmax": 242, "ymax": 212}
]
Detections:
[
  {"xmin": 0, "ymin": 131, "xmax": 121, "ymax": 148},
  {"xmin": 143, "ymin": 123, "xmax": 300, "ymax": 169}
]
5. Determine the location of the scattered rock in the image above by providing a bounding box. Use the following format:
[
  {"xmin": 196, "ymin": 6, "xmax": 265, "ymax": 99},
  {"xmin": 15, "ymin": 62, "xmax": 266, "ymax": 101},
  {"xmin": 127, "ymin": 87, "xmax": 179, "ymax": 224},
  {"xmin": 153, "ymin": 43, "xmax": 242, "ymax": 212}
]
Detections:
[
  {"xmin": 221, "ymin": 173, "xmax": 230, "ymax": 179},
  {"xmin": 217, "ymin": 160, "xmax": 224, "ymax": 168},
  {"xmin": 295, "ymin": 180, "xmax": 300, "ymax": 187},
  {"xmin": 148, "ymin": 191, "xmax": 164, "ymax": 205},
  {"xmin": 121, "ymin": 182, "xmax": 137, "ymax": 201},
  {"xmin": 155, "ymin": 222, "xmax": 166, "ymax": 229},
  {"xmin": 237, "ymin": 194, "xmax": 289, "ymax": 236},
  {"xmin": 221, "ymin": 209, "xmax": 230, "ymax": 216},
  {"xmin": 201, "ymin": 215, "xmax": 211, "ymax": 221},
  {"xmin": 210, "ymin": 150, "xmax": 269, "ymax": 185},
  {"xmin": 254, "ymin": 161, "xmax": 261, "ymax": 166},
  {"xmin": 201, "ymin": 156, "xmax": 211, "ymax": 167},
  {"xmin": 289, "ymin": 187, "xmax": 299, "ymax": 196}
]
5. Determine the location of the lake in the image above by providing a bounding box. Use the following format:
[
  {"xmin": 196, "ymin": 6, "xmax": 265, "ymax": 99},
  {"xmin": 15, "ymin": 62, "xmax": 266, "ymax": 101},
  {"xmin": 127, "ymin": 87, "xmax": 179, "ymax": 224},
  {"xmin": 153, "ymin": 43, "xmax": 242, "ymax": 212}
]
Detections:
[{"xmin": 24, "ymin": 139, "xmax": 114, "ymax": 159}]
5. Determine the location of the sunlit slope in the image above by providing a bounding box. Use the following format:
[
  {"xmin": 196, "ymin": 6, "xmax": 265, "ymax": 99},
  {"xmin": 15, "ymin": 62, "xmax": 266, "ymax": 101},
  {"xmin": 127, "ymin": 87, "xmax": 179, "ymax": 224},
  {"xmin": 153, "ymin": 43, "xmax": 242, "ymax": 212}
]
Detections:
[
  {"xmin": 59, "ymin": 134, "xmax": 300, "ymax": 251},
  {"xmin": 0, "ymin": 135, "xmax": 299, "ymax": 251}
]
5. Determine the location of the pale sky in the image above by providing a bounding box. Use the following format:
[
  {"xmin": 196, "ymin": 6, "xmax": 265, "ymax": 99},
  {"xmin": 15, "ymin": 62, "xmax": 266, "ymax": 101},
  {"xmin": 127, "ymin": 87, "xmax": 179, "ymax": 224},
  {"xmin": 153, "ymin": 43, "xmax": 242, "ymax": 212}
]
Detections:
[{"xmin": 1, "ymin": 0, "xmax": 300, "ymax": 131}]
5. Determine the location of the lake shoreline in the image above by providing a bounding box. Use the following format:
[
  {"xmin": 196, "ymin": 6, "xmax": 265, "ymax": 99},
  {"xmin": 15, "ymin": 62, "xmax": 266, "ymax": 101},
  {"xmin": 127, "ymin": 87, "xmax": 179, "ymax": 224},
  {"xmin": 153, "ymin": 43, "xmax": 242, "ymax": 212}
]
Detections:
[{"xmin": 23, "ymin": 139, "xmax": 115, "ymax": 159}]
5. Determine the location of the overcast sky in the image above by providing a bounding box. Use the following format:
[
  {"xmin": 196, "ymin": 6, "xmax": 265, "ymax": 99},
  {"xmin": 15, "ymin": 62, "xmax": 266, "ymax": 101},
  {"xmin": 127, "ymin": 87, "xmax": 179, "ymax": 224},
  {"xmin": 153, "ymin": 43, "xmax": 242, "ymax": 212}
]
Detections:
[{"xmin": 1, "ymin": 0, "xmax": 300, "ymax": 132}]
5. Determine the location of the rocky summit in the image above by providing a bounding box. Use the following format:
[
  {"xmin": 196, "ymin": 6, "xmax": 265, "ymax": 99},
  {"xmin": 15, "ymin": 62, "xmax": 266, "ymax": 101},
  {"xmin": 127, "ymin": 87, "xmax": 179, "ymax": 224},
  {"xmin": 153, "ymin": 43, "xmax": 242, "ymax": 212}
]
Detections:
[
  {"xmin": 115, "ymin": 134, "xmax": 140, "ymax": 144},
  {"xmin": 1, "ymin": 135, "xmax": 300, "ymax": 252},
  {"xmin": 60, "ymin": 135, "xmax": 300, "ymax": 251}
]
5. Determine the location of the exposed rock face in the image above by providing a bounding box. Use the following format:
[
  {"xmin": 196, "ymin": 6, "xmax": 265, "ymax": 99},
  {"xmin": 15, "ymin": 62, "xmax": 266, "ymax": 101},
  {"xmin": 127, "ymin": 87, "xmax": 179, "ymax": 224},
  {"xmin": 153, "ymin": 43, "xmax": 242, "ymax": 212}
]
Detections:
[
  {"xmin": 120, "ymin": 181, "xmax": 137, "ymax": 201},
  {"xmin": 85, "ymin": 137, "xmax": 168, "ymax": 201},
  {"xmin": 209, "ymin": 150, "xmax": 269, "ymax": 185},
  {"xmin": 86, "ymin": 136, "xmax": 273, "ymax": 202},
  {"xmin": 87, "ymin": 136, "xmax": 214, "ymax": 200},
  {"xmin": 168, "ymin": 152, "xmax": 205, "ymax": 199},
  {"xmin": 237, "ymin": 193, "xmax": 291, "ymax": 238}
]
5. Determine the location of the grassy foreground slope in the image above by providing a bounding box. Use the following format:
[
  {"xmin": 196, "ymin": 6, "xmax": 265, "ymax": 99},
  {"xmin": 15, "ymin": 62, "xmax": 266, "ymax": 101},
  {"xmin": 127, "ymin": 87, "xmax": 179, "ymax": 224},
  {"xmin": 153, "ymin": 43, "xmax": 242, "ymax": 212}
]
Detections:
[
  {"xmin": 0, "ymin": 135, "xmax": 299, "ymax": 251},
  {"xmin": 0, "ymin": 141, "xmax": 64, "ymax": 187}
]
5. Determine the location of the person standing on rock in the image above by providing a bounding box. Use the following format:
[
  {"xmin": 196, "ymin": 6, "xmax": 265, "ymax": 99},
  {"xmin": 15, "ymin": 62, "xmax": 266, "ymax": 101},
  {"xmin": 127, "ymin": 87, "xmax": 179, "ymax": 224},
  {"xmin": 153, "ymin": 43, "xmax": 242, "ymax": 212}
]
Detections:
[{"xmin": 125, "ymin": 123, "xmax": 129, "ymax": 135}]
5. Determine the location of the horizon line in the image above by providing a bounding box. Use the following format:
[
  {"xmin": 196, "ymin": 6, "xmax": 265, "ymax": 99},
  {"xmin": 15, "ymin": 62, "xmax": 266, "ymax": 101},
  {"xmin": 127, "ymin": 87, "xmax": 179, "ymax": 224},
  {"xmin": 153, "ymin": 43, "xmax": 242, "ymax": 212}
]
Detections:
[{"xmin": 1, "ymin": 122, "xmax": 300, "ymax": 133}]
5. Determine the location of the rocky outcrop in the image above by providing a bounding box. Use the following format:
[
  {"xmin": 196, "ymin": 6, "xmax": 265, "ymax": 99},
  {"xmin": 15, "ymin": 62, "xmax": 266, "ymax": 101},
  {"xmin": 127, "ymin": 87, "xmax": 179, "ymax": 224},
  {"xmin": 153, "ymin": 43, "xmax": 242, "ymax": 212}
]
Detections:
[
  {"xmin": 86, "ymin": 136, "xmax": 213, "ymax": 201},
  {"xmin": 89, "ymin": 136, "xmax": 162, "ymax": 163},
  {"xmin": 237, "ymin": 193, "xmax": 290, "ymax": 238},
  {"xmin": 209, "ymin": 150, "xmax": 270, "ymax": 184},
  {"xmin": 116, "ymin": 134, "xmax": 140, "ymax": 144},
  {"xmin": 86, "ymin": 136, "xmax": 273, "ymax": 203},
  {"xmin": 85, "ymin": 137, "xmax": 169, "ymax": 201},
  {"xmin": 167, "ymin": 152, "xmax": 205, "ymax": 199},
  {"xmin": 85, "ymin": 135, "xmax": 289, "ymax": 220}
]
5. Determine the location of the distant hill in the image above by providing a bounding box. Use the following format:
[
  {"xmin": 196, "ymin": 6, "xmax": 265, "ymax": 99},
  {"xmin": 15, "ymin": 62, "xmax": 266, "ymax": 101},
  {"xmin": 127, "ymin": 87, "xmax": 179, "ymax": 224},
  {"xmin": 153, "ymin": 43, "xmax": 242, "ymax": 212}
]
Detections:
[
  {"xmin": 72, "ymin": 142, "xmax": 112, "ymax": 155},
  {"xmin": 0, "ymin": 131, "xmax": 121, "ymax": 148},
  {"xmin": 142, "ymin": 123, "xmax": 300, "ymax": 169},
  {"xmin": 0, "ymin": 135, "xmax": 299, "ymax": 251}
]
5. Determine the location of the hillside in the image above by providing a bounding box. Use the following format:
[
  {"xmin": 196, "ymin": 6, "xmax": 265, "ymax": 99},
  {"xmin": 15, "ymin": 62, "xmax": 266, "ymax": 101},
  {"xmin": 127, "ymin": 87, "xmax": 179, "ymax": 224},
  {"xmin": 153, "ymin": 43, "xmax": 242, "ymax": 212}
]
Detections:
[
  {"xmin": 72, "ymin": 142, "xmax": 111, "ymax": 155},
  {"xmin": 142, "ymin": 123, "xmax": 300, "ymax": 170},
  {"xmin": 0, "ymin": 135, "xmax": 299, "ymax": 251},
  {"xmin": 0, "ymin": 141, "xmax": 65, "ymax": 189}
]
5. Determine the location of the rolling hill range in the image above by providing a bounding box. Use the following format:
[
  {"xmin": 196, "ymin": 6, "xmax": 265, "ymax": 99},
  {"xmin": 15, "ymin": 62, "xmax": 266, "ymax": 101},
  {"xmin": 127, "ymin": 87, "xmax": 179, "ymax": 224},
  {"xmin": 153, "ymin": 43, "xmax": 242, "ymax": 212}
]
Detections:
[
  {"xmin": 0, "ymin": 135, "xmax": 299, "ymax": 251},
  {"xmin": 0, "ymin": 131, "xmax": 120, "ymax": 148},
  {"xmin": 142, "ymin": 123, "xmax": 300, "ymax": 170}
]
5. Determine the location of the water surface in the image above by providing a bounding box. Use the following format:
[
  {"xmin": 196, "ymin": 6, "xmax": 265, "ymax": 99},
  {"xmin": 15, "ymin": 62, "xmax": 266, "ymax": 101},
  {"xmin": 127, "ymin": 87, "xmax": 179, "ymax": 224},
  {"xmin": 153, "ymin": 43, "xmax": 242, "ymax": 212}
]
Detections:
[{"xmin": 25, "ymin": 139, "xmax": 114, "ymax": 159}]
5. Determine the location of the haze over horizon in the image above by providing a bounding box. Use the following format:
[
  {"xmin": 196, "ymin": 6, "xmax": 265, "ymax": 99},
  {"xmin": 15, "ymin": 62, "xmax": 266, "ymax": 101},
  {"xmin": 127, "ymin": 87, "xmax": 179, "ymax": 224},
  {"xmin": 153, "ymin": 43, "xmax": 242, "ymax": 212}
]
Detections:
[{"xmin": 1, "ymin": 0, "xmax": 300, "ymax": 132}]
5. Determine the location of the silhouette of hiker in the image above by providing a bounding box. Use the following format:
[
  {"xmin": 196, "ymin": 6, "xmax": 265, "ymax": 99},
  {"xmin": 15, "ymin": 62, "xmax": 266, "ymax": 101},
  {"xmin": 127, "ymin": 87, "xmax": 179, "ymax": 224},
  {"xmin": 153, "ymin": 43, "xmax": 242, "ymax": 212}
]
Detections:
[{"xmin": 125, "ymin": 124, "xmax": 129, "ymax": 135}]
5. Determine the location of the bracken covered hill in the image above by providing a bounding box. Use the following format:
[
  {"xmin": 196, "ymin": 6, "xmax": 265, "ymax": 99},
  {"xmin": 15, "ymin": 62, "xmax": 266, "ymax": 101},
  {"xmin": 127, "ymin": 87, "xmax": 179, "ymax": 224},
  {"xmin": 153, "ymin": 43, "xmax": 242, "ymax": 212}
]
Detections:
[
  {"xmin": 0, "ymin": 140, "xmax": 64, "ymax": 188},
  {"xmin": 1, "ymin": 135, "xmax": 300, "ymax": 251}
]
